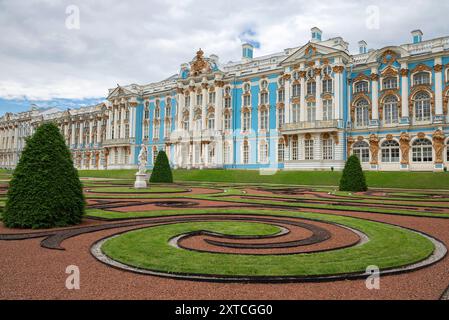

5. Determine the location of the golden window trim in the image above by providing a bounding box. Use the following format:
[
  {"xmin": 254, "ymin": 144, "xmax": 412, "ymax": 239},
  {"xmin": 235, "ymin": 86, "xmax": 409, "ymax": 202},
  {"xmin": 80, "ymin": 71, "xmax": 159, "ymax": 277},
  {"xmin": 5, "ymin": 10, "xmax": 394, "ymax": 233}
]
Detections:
[{"xmin": 408, "ymin": 87, "xmax": 435, "ymax": 117}]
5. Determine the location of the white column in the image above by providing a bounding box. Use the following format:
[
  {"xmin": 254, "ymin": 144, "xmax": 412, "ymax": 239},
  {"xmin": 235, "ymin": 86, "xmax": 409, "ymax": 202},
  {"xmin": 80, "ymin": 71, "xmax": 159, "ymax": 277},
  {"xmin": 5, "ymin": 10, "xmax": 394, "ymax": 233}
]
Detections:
[
  {"xmin": 435, "ymin": 58, "xmax": 443, "ymax": 116},
  {"xmin": 300, "ymin": 71, "xmax": 306, "ymax": 122},
  {"xmin": 89, "ymin": 121, "xmax": 94, "ymax": 145},
  {"xmin": 201, "ymin": 84, "xmax": 207, "ymax": 130},
  {"xmin": 315, "ymin": 66, "xmax": 323, "ymax": 121},
  {"xmin": 400, "ymin": 65, "xmax": 409, "ymax": 120},
  {"xmin": 96, "ymin": 119, "xmax": 102, "ymax": 144},
  {"xmin": 177, "ymin": 89, "xmax": 185, "ymax": 130},
  {"xmin": 371, "ymin": 67, "xmax": 379, "ymax": 122},
  {"xmin": 215, "ymin": 84, "xmax": 224, "ymax": 131},
  {"xmin": 284, "ymin": 75, "xmax": 291, "ymax": 123},
  {"xmin": 189, "ymin": 89, "xmax": 195, "ymax": 131},
  {"xmin": 333, "ymin": 66, "xmax": 343, "ymax": 120},
  {"xmin": 71, "ymin": 122, "xmax": 76, "ymax": 145},
  {"xmin": 79, "ymin": 121, "xmax": 84, "ymax": 146}
]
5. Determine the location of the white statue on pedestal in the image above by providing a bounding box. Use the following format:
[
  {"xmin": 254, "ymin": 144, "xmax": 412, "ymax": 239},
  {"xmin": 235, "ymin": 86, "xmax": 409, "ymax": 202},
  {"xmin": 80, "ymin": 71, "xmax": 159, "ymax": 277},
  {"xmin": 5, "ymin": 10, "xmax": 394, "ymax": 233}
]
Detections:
[{"xmin": 134, "ymin": 144, "xmax": 148, "ymax": 189}]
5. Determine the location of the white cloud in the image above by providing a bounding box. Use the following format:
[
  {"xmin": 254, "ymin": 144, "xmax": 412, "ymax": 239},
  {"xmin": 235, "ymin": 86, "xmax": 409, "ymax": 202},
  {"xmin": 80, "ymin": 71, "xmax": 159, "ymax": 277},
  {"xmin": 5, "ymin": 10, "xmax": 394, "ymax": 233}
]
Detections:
[{"xmin": 0, "ymin": 0, "xmax": 448, "ymax": 101}]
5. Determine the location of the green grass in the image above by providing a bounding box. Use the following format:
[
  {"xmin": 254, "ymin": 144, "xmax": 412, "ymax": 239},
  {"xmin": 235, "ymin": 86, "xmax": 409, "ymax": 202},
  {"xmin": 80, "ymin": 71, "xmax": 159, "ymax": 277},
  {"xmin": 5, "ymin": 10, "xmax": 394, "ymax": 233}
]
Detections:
[
  {"xmin": 78, "ymin": 169, "xmax": 449, "ymax": 190},
  {"xmin": 87, "ymin": 186, "xmax": 188, "ymax": 193},
  {"xmin": 101, "ymin": 209, "xmax": 434, "ymax": 277}
]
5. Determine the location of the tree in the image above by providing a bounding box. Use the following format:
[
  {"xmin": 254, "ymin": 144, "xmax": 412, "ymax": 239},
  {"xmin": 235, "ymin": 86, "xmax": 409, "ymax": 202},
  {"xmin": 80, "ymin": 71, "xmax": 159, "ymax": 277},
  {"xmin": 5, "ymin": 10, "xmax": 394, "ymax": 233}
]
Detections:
[
  {"xmin": 149, "ymin": 150, "xmax": 173, "ymax": 183},
  {"xmin": 3, "ymin": 123, "xmax": 85, "ymax": 229},
  {"xmin": 339, "ymin": 155, "xmax": 368, "ymax": 192}
]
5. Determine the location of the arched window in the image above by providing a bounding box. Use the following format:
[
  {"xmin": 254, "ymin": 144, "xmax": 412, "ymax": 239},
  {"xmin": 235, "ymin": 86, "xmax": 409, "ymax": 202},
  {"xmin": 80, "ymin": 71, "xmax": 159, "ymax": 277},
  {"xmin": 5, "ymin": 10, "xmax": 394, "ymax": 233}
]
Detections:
[
  {"xmin": 260, "ymin": 108, "xmax": 268, "ymax": 130},
  {"xmin": 355, "ymin": 99, "xmax": 369, "ymax": 127},
  {"xmin": 305, "ymin": 139, "xmax": 314, "ymax": 160},
  {"xmin": 242, "ymin": 140, "xmax": 249, "ymax": 164},
  {"xmin": 413, "ymin": 72, "xmax": 430, "ymax": 86},
  {"xmin": 224, "ymin": 97, "xmax": 231, "ymax": 108},
  {"xmin": 381, "ymin": 140, "xmax": 400, "ymax": 163},
  {"xmin": 414, "ymin": 92, "xmax": 431, "ymax": 121},
  {"xmin": 277, "ymin": 139, "xmax": 285, "ymax": 163},
  {"xmin": 323, "ymin": 100, "xmax": 333, "ymax": 121},
  {"xmin": 384, "ymin": 96, "xmax": 399, "ymax": 124},
  {"xmin": 291, "ymin": 138, "xmax": 298, "ymax": 160},
  {"xmin": 165, "ymin": 102, "xmax": 171, "ymax": 118},
  {"xmin": 322, "ymin": 139, "xmax": 334, "ymax": 160},
  {"xmin": 412, "ymin": 138, "xmax": 433, "ymax": 162},
  {"xmin": 182, "ymin": 112, "xmax": 189, "ymax": 131},
  {"xmin": 164, "ymin": 120, "xmax": 171, "ymax": 138},
  {"xmin": 383, "ymin": 77, "xmax": 398, "ymax": 90},
  {"xmin": 260, "ymin": 91, "xmax": 269, "ymax": 105},
  {"xmin": 259, "ymin": 140, "xmax": 268, "ymax": 163},
  {"xmin": 207, "ymin": 113, "xmax": 215, "ymax": 130},
  {"xmin": 353, "ymin": 141, "xmax": 369, "ymax": 163},
  {"xmin": 153, "ymin": 121, "xmax": 160, "ymax": 139},
  {"xmin": 242, "ymin": 110, "xmax": 251, "ymax": 131},
  {"xmin": 277, "ymin": 107, "xmax": 285, "ymax": 128},
  {"xmin": 354, "ymin": 81, "xmax": 369, "ymax": 93}
]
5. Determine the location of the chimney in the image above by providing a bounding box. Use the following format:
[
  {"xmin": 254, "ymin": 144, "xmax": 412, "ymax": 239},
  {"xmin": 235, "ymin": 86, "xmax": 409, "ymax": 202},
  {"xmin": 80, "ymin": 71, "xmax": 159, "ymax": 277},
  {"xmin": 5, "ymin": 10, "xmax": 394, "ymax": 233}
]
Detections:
[
  {"xmin": 358, "ymin": 40, "xmax": 367, "ymax": 54},
  {"xmin": 242, "ymin": 43, "xmax": 254, "ymax": 61},
  {"xmin": 311, "ymin": 27, "xmax": 322, "ymax": 43},
  {"xmin": 411, "ymin": 29, "xmax": 423, "ymax": 44}
]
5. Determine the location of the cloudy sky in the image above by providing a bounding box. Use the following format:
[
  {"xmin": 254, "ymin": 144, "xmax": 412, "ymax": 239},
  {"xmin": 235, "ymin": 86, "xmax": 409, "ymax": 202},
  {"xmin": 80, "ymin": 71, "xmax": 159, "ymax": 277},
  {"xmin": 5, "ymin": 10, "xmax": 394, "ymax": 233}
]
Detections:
[{"xmin": 0, "ymin": 0, "xmax": 448, "ymax": 116}]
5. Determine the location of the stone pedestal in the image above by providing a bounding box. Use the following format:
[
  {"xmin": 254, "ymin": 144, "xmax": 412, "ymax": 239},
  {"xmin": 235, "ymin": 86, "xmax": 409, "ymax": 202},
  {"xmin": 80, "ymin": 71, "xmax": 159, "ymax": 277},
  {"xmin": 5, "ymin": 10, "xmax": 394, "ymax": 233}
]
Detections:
[{"xmin": 134, "ymin": 173, "xmax": 148, "ymax": 189}]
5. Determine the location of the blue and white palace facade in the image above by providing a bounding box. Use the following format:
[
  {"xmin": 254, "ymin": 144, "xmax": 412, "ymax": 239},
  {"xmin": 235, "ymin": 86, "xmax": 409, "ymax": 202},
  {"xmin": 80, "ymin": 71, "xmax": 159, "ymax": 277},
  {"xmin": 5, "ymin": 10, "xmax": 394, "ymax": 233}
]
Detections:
[{"xmin": 1, "ymin": 28, "xmax": 449, "ymax": 171}]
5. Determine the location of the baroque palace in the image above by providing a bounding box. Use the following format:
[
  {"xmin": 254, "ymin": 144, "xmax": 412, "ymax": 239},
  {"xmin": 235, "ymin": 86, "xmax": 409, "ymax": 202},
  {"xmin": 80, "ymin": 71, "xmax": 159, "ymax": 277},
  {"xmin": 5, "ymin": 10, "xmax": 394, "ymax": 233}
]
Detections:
[{"xmin": 1, "ymin": 28, "xmax": 449, "ymax": 172}]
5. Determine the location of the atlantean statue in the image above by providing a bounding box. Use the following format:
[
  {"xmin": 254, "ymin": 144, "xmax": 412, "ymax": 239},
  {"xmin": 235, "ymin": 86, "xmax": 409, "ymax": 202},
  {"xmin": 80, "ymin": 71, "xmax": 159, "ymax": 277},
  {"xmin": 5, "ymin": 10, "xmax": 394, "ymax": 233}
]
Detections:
[{"xmin": 134, "ymin": 144, "xmax": 148, "ymax": 189}]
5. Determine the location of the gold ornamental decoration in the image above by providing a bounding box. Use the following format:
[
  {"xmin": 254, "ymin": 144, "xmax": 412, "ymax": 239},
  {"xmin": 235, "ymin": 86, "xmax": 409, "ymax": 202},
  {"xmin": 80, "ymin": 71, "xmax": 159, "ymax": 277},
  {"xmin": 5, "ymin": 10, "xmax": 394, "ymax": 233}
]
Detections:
[
  {"xmin": 434, "ymin": 64, "xmax": 443, "ymax": 73},
  {"xmin": 433, "ymin": 129, "xmax": 446, "ymax": 164},
  {"xmin": 190, "ymin": 49, "xmax": 211, "ymax": 77},
  {"xmin": 400, "ymin": 69, "xmax": 409, "ymax": 77},
  {"xmin": 369, "ymin": 134, "xmax": 379, "ymax": 165},
  {"xmin": 332, "ymin": 66, "xmax": 344, "ymax": 74},
  {"xmin": 399, "ymin": 132, "xmax": 411, "ymax": 164},
  {"xmin": 347, "ymin": 136, "xmax": 355, "ymax": 158}
]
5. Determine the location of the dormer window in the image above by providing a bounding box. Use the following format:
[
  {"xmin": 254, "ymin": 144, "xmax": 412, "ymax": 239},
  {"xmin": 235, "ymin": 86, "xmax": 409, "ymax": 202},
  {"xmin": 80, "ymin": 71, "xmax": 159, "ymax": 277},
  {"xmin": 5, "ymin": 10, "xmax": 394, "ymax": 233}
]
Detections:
[
  {"xmin": 413, "ymin": 72, "xmax": 430, "ymax": 86},
  {"xmin": 354, "ymin": 81, "xmax": 369, "ymax": 93},
  {"xmin": 383, "ymin": 77, "xmax": 398, "ymax": 90}
]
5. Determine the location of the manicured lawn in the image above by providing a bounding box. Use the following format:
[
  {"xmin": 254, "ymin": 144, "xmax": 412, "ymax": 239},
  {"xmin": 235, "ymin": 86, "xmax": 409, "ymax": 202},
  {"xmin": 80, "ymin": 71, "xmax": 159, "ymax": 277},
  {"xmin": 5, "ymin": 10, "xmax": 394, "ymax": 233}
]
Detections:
[
  {"xmin": 78, "ymin": 169, "xmax": 449, "ymax": 190},
  {"xmin": 101, "ymin": 209, "xmax": 434, "ymax": 277}
]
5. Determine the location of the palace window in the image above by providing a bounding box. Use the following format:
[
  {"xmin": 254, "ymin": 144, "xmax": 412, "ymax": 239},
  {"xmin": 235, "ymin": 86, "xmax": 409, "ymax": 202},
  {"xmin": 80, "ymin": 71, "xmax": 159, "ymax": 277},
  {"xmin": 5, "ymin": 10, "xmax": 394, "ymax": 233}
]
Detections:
[
  {"xmin": 322, "ymin": 139, "xmax": 334, "ymax": 160},
  {"xmin": 383, "ymin": 77, "xmax": 398, "ymax": 90},
  {"xmin": 278, "ymin": 88, "xmax": 285, "ymax": 103},
  {"xmin": 164, "ymin": 120, "xmax": 171, "ymax": 138},
  {"xmin": 224, "ymin": 142, "xmax": 231, "ymax": 164},
  {"xmin": 305, "ymin": 139, "xmax": 314, "ymax": 160},
  {"xmin": 414, "ymin": 92, "xmax": 431, "ymax": 121},
  {"xmin": 165, "ymin": 104, "xmax": 171, "ymax": 118},
  {"xmin": 143, "ymin": 124, "xmax": 149, "ymax": 140},
  {"xmin": 224, "ymin": 97, "xmax": 231, "ymax": 109},
  {"xmin": 353, "ymin": 141, "xmax": 370, "ymax": 163},
  {"xmin": 322, "ymin": 79, "xmax": 333, "ymax": 93},
  {"xmin": 209, "ymin": 92, "xmax": 216, "ymax": 104},
  {"xmin": 125, "ymin": 109, "xmax": 130, "ymax": 120},
  {"xmin": 153, "ymin": 122, "xmax": 160, "ymax": 139},
  {"xmin": 243, "ymin": 94, "xmax": 251, "ymax": 107},
  {"xmin": 153, "ymin": 148, "xmax": 158, "ymax": 164},
  {"xmin": 278, "ymin": 107, "xmax": 285, "ymax": 128},
  {"xmin": 307, "ymin": 81, "xmax": 316, "ymax": 96},
  {"xmin": 154, "ymin": 107, "xmax": 160, "ymax": 119},
  {"xmin": 185, "ymin": 95, "xmax": 191, "ymax": 107},
  {"xmin": 125, "ymin": 124, "xmax": 130, "ymax": 139},
  {"xmin": 194, "ymin": 115, "xmax": 202, "ymax": 132},
  {"xmin": 292, "ymin": 84, "xmax": 300, "ymax": 97},
  {"xmin": 292, "ymin": 71, "xmax": 299, "ymax": 81},
  {"xmin": 261, "ymin": 80, "xmax": 268, "ymax": 90},
  {"xmin": 224, "ymin": 112, "xmax": 231, "ymax": 130},
  {"xmin": 323, "ymin": 100, "xmax": 333, "ymax": 121},
  {"xmin": 307, "ymin": 102, "xmax": 316, "ymax": 122},
  {"xmin": 412, "ymin": 138, "xmax": 433, "ymax": 162},
  {"xmin": 292, "ymin": 139, "xmax": 298, "ymax": 160},
  {"xmin": 413, "ymin": 72, "xmax": 430, "ymax": 86},
  {"xmin": 243, "ymin": 83, "xmax": 251, "ymax": 92},
  {"xmin": 292, "ymin": 104, "xmax": 300, "ymax": 123},
  {"xmin": 277, "ymin": 139, "xmax": 285, "ymax": 163},
  {"xmin": 260, "ymin": 108, "xmax": 268, "ymax": 130},
  {"xmin": 182, "ymin": 113, "xmax": 189, "ymax": 131},
  {"xmin": 259, "ymin": 140, "xmax": 268, "ymax": 163},
  {"xmin": 243, "ymin": 141, "xmax": 249, "ymax": 164},
  {"xmin": 355, "ymin": 99, "xmax": 369, "ymax": 127},
  {"xmin": 207, "ymin": 113, "xmax": 215, "ymax": 130},
  {"xmin": 354, "ymin": 81, "xmax": 369, "ymax": 93},
  {"xmin": 196, "ymin": 93, "xmax": 203, "ymax": 106},
  {"xmin": 260, "ymin": 92, "xmax": 269, "ymax": 105},
  {"xmin": 144, "ymin": 108, "xmax": 150, "ymax": 119},
  {"xmin": 242, "ymin": 111, "xmax": 251, "ymax": 131},
  {"xmin": 381, "ymin": 140, "xmax": 400, "ymax": 163},
  {"xmin": 384, "ymin": 96, "xmax": 399, "ymax": 124},
  {"xmin": 323, "ymin": 65, "xmax": 332, "ymax": 76}
]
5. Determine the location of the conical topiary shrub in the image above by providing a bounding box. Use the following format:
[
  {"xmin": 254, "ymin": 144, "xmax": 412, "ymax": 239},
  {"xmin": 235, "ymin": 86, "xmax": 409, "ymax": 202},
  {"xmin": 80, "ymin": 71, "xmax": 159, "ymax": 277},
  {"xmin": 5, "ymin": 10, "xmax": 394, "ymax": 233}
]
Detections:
[
  {"xmin": 149, "ymin": 150, "xmax": 173, "ymax": 183},
  {"xmin": 3, "ymin": 123, "xmax": 85, "ymax": 229},
  {"xmin": 339, "ymin": 155, "xmax": 368, "ymax": 192}
]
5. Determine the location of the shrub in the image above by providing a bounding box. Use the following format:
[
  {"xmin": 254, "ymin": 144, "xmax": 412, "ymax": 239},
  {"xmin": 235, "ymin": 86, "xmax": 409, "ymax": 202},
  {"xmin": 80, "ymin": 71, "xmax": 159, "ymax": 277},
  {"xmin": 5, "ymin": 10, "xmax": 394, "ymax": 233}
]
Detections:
[
  {"xmin": 339, "ymin": 155, "xmax": 368, "ymax": 192},
  {"xmin": 3, "ymin": 123, "xmax": 85, "ymax": 229},
  {"xmin": 149, "ymin": 150, "xmax": 173, "ymax": 183}
]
